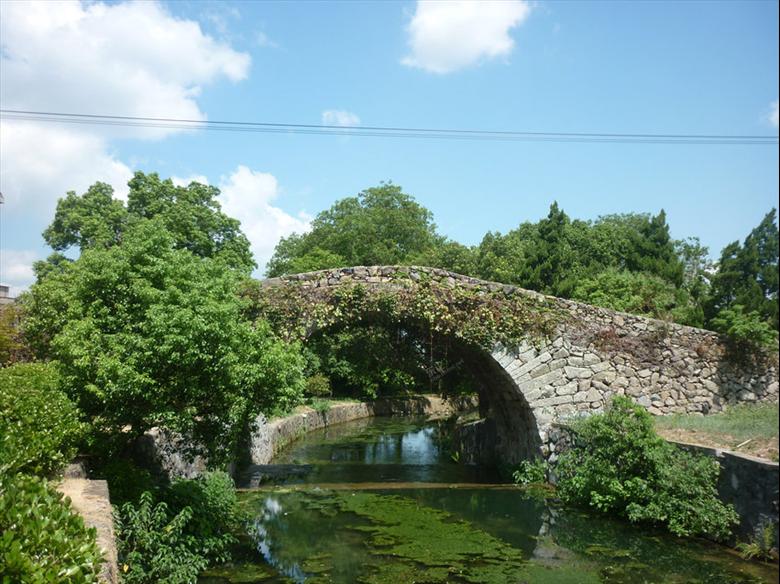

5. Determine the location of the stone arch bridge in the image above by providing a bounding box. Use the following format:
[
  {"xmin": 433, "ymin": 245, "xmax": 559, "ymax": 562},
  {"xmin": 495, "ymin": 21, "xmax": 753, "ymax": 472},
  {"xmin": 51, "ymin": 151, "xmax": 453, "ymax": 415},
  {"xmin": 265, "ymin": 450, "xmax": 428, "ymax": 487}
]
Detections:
[{"xmin": 260, "ymin": 266, "xmax": 778, "ymax": 464}]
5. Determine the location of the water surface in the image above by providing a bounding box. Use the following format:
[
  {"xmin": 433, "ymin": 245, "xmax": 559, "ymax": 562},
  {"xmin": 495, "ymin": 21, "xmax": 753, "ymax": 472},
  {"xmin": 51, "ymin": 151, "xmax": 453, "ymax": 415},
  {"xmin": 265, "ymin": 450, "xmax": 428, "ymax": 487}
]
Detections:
[{"xmin": 202, "ymin": 416, "xmax": 778, "ymax": 583}]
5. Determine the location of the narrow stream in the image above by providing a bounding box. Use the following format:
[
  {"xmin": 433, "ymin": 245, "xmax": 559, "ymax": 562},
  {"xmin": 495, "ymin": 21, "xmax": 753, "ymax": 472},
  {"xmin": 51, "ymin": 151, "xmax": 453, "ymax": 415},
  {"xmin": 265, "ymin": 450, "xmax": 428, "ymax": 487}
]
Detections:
[{"xmin": 201, "ymin": 416, "xmax": 778, "ymax": 583}]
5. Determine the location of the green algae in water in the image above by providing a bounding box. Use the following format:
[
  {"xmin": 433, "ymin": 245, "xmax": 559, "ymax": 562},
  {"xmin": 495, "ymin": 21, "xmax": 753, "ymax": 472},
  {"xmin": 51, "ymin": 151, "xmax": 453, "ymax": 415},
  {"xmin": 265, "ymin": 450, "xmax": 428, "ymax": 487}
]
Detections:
[{"xmin": 334, "ymin": 491, "xmax": 526, "ymax": 583}]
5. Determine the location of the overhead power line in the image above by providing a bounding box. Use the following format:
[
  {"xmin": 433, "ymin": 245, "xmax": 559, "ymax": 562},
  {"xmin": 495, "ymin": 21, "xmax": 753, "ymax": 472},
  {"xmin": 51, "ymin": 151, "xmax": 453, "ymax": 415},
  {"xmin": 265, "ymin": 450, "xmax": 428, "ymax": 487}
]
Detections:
[{"xmin": 1, "ymin": 109, "xmax": 777, "ymax": 145}]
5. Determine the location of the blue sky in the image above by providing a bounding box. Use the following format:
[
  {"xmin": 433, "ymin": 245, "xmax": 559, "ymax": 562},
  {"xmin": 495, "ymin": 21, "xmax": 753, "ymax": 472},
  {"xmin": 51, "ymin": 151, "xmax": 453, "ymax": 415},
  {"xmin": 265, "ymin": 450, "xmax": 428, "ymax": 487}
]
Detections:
[{"xmin": 1, "ymin": 0, "xmax": 778, "ymax": 293}]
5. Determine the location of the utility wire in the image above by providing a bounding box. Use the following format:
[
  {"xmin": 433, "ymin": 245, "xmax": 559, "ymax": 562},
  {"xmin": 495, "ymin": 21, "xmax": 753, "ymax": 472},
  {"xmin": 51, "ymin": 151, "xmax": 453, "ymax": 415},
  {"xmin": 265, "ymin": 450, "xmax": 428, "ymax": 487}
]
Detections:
[{"xmin": 1, "ymin": 109, "xmax": 777, "ymax": 145}]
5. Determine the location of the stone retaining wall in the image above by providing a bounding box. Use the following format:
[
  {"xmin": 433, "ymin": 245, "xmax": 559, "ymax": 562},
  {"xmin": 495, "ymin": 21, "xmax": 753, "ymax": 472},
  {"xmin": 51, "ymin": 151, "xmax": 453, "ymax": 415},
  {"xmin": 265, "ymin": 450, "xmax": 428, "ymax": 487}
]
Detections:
[{"xmin": 139, "ymin": 396, "xmax": 475, "ymax": 480}]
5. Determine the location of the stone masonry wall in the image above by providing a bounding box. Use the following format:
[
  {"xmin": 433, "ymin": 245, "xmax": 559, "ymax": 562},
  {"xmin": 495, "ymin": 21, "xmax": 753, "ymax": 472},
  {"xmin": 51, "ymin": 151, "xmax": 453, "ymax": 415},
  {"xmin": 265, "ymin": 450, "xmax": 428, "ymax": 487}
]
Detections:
[{"xmin": 267, "ymin": 266, "xmax": 778, "ymax": 462}]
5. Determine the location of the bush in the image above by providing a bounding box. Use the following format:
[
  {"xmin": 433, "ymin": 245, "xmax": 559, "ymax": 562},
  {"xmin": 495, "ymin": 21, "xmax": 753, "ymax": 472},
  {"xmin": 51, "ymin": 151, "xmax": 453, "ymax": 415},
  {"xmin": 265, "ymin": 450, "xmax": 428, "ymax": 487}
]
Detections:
[
  {"xmin": 115, "ymin": 472, "xmax": 243, "ymax": 583},
  {"xmin": 556, "ymin": 396, "xmax": 738, "ymax": 540},
  {"xmin": 511, "ymin": 459, "xmax": 547, "ymax": 486},
  {"xmin": 304, "ymin": 373, "xmax": 332, "ymax": 398},
  {"xmin": 165, "ymin": 472, "xmax": 242, "ymax": 564},
  {"xmin": 0, "ymin": 473, "xmax": 102, "ymax": 582},
  {"xmin": 711, "ymin": 305, "xmax": 778, "ymax": 356},
  {"xmin": 115, "ymin": 492, "xmax": 206, "ymax": 584},
  {"xmin": 0, "ymin": 362, "xmax": 85, "ymax": 476},
  {"xmin": 93, "ymin": 459, "xmax": 158, "ymax": 506}
]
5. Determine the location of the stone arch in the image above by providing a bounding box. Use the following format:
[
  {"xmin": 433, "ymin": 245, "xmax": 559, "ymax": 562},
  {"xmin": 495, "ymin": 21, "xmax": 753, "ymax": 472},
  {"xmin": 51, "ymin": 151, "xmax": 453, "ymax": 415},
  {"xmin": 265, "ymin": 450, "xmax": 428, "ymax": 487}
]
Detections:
[{"xmin": 258, "ymin": 266, "xmax": 779, "ymax": 464}]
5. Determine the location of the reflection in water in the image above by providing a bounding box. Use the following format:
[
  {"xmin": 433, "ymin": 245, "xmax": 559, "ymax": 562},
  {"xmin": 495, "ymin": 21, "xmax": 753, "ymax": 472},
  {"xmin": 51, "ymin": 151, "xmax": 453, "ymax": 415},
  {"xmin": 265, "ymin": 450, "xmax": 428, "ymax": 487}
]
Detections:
[
  {"xmin": 248, "ymin": 497, "xmax": 308, "ymax": 584},
  {"xmin": 201, "ymin": 416, "xmax": 779, "ymax": 584}
]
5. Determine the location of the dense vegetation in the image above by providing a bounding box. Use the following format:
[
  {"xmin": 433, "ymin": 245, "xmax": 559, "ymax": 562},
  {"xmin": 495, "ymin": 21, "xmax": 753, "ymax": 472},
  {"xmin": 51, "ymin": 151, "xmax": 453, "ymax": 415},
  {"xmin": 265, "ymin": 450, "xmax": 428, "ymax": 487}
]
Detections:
[
  {"xmin": 555, "ymin": 397, "xmax": 739, "ymax": 540},
  {"xmin": 0, "ymin": 363, "xmax": 101, "ymax": 581},
  {"xmin": 1, "ymin": 173, "xmax": 304, "ymax": 582},
  {"xmin": 0, "ymin": 173, "xmax": 776, "ymax": 580}
]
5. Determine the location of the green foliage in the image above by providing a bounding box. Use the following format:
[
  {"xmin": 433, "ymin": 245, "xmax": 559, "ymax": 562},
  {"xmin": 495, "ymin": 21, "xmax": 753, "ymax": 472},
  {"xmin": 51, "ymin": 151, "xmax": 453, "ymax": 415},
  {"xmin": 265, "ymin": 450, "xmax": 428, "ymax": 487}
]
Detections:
[
  {"xmin": 43, "ymin": 182, "xmax": 128, "ymax": 252},
  {"xmin": 0, "ymin": 473, "xmax": 102, "ymax": 582},
  {"xmin": 556, "ymin": 397, "xmax": 738, "ymax": 540},
  {"xmin": 475, "ymin": 207, "xmax": 684, "ymax": 298},
  {"xmin": 0, "ymin": 362, "xmax": 84, "ymax": 477},
  {"xmin": 166, "ymin": 472, "xmax": 242, "ymax": 564},
  {"xmin": 306, "ymin": 325, "xmax": 425, "ymax": 399},
  {"xmin": 23, "ymin": 219, "xmax": 305, "ymax": 463},
  {"xmin": 304, "ymin": 373, "xmax": 332, "ymax": 398},
  {"xmin": 736, "ymin": 523, "xmax": 778, "ymax": 562},
  {"xmin": 571, "ymin": 268, "xmax": 702, "ymax": 326},
  {"xmin": 0, "ymin": 304, "xmax": 28, "ymax": 365},
  {"xmin": 116, "ymin": 473, "xmax": 243, "ymax": 583},
  {"xmin": 511, "ymin": 459, "xmax": 547, "ymax": 485},
  {"xmin": 266, "ymin": 183, "xmax": 439, "ymax": 276},
  {"xmin": 707, "ymin": 209, "xmax": 779, "ymax": 331},
  {"xmin": 42, "ymin": 172, "xmax": 255, "ymax": 273},
  {"xmin": 711, "ymin": 304, "xmax": 778, "ymax": 354},
  {"xmin": 115, "ymin": 492, "xmax": 207, "ymax": 584},
  {"xmin": 92, "ymin": 459, "xmax": 159, "ymax": 507}
]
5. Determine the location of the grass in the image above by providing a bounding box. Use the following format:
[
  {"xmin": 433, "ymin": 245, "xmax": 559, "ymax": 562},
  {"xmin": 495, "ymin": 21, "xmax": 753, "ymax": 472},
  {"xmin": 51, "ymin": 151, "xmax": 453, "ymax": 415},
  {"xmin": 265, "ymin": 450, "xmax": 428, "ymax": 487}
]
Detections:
[{"xmin": 654, "ymin": 403, "xmax": 778, "ymax": 442}]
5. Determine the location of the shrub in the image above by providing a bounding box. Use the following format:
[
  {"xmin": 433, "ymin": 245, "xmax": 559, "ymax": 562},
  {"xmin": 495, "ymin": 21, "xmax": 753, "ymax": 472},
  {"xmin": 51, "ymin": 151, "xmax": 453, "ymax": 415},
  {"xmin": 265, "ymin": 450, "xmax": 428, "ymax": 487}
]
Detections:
[
  {"xmin": 115, "ymin": 472, "xmax": 243, "ymax": 583},
  {"xmin": 93, "ymin": 459, "xmax": 158, "ymax": 506},
  {"xmin": 115, "ymin": 492, "xmax": 207, "ymax": 584},
  {"xmin": 737, "ymin": 523, "xmax": 778, "ymax": 562},
  {"xmin": 511, "ymin": 459, "xmax": 547, "ymax": 486},
  {"xmin": 711, "ymin": 305, "xmax": 778, "ymax": 356},
  {"xmin": 165, "ymin": 472, "xmax": 242, "ymax": 564},
  {"xmin": 0, "ymin": 362, "xmax": 85, "ymax": 476},
  {"xmin": 556, "ymin": 396, "xmax": 738, "ymax": 540},
  {"xmin": 0, "ymin": 473, "xmax": 102, "ymax": 582},
  {"xmin": 304, "ymin": 373, "xmax": 332, "ymax": 398}
]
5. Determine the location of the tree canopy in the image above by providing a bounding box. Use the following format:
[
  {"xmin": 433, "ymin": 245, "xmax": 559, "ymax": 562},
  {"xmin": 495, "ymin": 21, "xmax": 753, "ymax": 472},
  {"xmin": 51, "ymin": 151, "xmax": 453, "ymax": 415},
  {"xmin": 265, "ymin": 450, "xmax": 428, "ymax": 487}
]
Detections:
[{"xmin": 42, "ymin": 172, "xmax": 255, "ymax": 274}]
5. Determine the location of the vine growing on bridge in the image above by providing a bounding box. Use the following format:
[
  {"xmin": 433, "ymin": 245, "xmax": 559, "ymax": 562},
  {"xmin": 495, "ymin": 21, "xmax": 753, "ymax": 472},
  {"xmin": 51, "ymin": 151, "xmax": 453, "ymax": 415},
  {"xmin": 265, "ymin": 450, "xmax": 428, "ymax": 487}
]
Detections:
[{"xmin": 241, "ymin": 276, "xmax": 565, "ymax": 352}]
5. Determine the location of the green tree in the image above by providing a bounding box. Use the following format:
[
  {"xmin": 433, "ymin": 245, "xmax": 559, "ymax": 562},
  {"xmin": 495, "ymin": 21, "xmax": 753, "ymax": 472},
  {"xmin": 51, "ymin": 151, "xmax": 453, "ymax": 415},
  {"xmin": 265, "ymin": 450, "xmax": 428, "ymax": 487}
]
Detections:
[
  {"xmin": 23, "ymin": 219, "xmax": 304, "ymax": 462},
  {"xmin": 571, "ymin": 268, "xmax": 700, "ymax": 325},
  {"xmin": 42, "ymin": 173, "xmax": 255, "ymax": 274},
  {"xmin": 706, "ymin": 209, "xmax": 779, "ymax": 330},
  {"xmin": 267, "ymin": 183, "xmax": 438, "ymax": 276},
  {"xmin": 43, "ymin": 182, "xmax": 128, "ymax": 251}
]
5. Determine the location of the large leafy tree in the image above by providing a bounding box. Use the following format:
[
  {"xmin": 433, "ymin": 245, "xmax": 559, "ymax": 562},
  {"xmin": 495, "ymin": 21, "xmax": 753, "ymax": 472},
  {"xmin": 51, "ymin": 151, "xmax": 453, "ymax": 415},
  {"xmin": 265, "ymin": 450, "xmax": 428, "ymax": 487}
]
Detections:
[
  {"xmin": 266, "ymin": 182, "xmax": 439, "ymax": 276},
  {"xmin": 23, "ymin": 219, "xmax": 304, "ymax": 461},
  {"xmin": 706, "ymin": 209, "xmax": 779, "ymax": 330},
  {"xmin": 41, "ymin": 172, "xmax": 255, "ymax": 274}
]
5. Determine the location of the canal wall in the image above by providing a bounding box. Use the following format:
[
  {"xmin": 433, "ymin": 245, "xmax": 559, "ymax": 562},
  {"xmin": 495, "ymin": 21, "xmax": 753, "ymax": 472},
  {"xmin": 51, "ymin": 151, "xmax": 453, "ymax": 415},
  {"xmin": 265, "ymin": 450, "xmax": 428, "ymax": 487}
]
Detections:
[{"xmin": 137, "ymin": 395, "xmax": 476, "ymax": 480}]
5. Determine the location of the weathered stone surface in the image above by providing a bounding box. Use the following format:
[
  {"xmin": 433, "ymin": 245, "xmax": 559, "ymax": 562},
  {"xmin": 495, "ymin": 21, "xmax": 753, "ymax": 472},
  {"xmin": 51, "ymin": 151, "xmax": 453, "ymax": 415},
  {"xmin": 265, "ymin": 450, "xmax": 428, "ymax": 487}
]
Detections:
[
  {"xmin": 261, "ymin": 266, "xmax": 779, "ymax": 464},
  {"xmin": 57, "ymin": 479, "xmax": 118, "ymax": 584}
]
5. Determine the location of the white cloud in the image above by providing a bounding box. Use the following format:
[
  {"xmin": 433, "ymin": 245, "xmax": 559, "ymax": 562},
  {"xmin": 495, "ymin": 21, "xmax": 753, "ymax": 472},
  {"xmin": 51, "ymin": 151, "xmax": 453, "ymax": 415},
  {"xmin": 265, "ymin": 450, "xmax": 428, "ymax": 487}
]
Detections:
[
  {"xmin": 0, "ymin": 0, "xmax": 251, "ymax": 213},
  {"xmin": 322, "ymin": 110, "xmax": 361, "ymax": 127},
  {"xmin": 0, "ymin": 249, "xmax": 39, "ymax": 296},
  {"xmin": 402, "ymin": 0, "xmax": 531, "ymax": 74},
  {"xmin": 770, "ymin": 100, "xmax": 779, "ymax": 129},
  {"xmin": 218, "ymin": 166, "xmax": 311, "ymax": 274},
  {"xmin": 0, "ymin": 121, "xmax": 134, "ymax": 211},
  {"xmin": 174, "ymin": 167, "xmax": 311, "ymax": 274}
]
